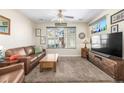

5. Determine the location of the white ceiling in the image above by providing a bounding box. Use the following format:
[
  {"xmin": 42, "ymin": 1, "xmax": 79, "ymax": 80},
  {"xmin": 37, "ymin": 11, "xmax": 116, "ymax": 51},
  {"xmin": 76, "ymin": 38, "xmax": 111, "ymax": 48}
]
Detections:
[{"xmin": 19, "ymin": 9, "xmax": 106, "ymax": 23}]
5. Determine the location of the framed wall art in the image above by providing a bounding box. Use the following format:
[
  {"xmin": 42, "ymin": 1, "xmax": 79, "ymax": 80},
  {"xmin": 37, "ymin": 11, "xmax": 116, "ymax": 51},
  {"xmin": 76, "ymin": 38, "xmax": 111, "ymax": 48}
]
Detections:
[
  {"xmin": 78, "ymin": 32, "xmax": 85, "ymax": 39},
  {"xmin": 35, "ymin": 28, "xmax": 41, "ymax": 37},
  {"xmin": 111, "ymin": 9, "xmax": 124, "ymax": 24},
  {"xmin": 40, "ymin": 36, "xmax": 46, "ymax": 44},
  {"xmin": 90, "ymin": 16, "xmax": 107, "ymax": 34},
  {"xmin": 0, "ymin": 15, "xmax": 10, "ymax": 35},
  {"xmin": 111, "ymin": 24, "xmax": 118, "ymax": 33}
]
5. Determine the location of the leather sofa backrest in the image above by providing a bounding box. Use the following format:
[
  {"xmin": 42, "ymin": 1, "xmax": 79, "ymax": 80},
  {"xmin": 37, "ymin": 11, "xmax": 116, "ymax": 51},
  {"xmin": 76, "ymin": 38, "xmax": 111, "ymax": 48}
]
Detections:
[
  {"xmin": 5, "ymin": 49, "xmax": 14, "ymax": 57},
  {"xmin": 5, "ymin": 46, "xmax": 35, "ymax": 57},
  {"xmin": 5, "ymin": 47, "xmax": 26, "ymax": 57},
  {"xmin": 24, "ymin": 46, "xmax": 35, "ymax": 56}
]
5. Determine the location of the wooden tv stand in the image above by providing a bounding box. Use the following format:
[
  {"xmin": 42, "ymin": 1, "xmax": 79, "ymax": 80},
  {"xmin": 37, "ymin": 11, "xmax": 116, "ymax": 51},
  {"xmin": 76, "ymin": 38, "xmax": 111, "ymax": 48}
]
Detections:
[{"xmin": 88, "ymin": 51, "xmax": 124, "ymax": 81}]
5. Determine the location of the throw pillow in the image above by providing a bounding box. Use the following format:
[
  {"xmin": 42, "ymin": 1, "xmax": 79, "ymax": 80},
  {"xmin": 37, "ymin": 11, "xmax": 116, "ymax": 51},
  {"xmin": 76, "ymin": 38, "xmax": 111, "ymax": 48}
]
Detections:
[
  {"xmin": 34, "ymin": 46, "xmax": 43, "ymax": 54},
  {"xmin": 9, "ymin": 54, "xmax": 20, "ymax": 61}
]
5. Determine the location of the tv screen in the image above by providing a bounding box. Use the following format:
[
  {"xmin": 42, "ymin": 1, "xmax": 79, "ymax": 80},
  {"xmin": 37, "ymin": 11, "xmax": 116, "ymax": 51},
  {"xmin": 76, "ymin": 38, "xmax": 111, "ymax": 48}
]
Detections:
[{"xmin": 91, "ymin": 32, "xmax": 122, "ymax": 57}]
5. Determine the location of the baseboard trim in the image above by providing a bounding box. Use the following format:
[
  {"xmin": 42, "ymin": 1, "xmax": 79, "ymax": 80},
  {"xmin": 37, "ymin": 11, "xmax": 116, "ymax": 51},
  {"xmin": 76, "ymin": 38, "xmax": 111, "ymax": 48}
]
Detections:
[{"xmin": 60, "ymin": 55, "xmax": 81, "ymax": 57}]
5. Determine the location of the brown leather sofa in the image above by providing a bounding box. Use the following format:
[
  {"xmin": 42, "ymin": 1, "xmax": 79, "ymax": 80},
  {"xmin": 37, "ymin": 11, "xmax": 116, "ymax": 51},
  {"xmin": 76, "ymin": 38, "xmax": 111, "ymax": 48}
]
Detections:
[
  {"xmin": 5, "ymin": 46, "xmax": 46, "ymax": 74},
  {"xmin": 0, "ymin": 63, "xmax": 24, "ymax": 83}
]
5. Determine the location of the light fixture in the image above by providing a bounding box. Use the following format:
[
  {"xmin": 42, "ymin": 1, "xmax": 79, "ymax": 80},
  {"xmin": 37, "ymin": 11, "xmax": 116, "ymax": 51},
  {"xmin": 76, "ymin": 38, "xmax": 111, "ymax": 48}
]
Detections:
[
  {"xmin": 83, "ymin": 39, "xmax": 89, "ymax": 48},
  {"xmin": 57, "ymin": 10, "xmax": 64, "ymax": 23}
]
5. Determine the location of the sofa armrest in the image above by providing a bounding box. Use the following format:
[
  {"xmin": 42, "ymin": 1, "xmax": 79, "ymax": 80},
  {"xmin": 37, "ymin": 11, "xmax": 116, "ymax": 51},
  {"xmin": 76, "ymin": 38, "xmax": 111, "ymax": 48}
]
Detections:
[
  {"xmin": 18, "ymin": 56, "xmax": 31, "ymax": 74},
  {"xmin": 18, "ymin": 56, "xmax": 28, "ymax": 62},
  {"xmin": 0, "ymin": 63, "xmax": 24, "ymax": 75},
  {"xmin": 43, "ymin": 49, "xmax": 46, "ymax": 56}
]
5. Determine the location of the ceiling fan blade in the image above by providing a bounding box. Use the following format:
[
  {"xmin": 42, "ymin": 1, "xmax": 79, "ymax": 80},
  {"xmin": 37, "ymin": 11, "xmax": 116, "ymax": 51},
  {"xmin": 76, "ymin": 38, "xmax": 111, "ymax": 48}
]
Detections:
[
  {"xmin": 51, "ymin": 17, "xmax": 57, "ymax": 21},
  {"xmin": 64, "ymin": 16, "xmax": 74, "ymax": 19}
]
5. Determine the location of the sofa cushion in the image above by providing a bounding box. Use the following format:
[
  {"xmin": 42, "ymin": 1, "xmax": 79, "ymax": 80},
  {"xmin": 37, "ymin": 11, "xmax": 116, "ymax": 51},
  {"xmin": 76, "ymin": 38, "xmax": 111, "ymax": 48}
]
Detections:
[
  {"xmin": 0, "ymin": 63, "xmax": 24, "ymax": 83},
  {"xmin": 34, "ymin": 46, "xmax": 43, "ymax": 54},
  {"xmin": 13, "ymin": 48, "xmax": 26, "ymax": 56},
  {"xmin": 5, "ymin": 49, "xmax": 13, "ymax": 57},
  {"xmin": 24, "ymin": 46, "xmax": 35, "ymax": 56},
  {"xmin": 0, "ymin": 69, "xmax": 24, "ymax": 83},
  {"xmin": 30, "ymin": 57, "xmax": 37, "ymax": 63},
  {"xmin": 26, "ymin": 54, "xmax": 38, "ymax": 63},
  {"xmin": 9, "ymin": 54, "xmax": 21, "ymax": 61},
  {"xmin": 5, "ymin": 48, "xmax": 26, "ymax": 57}
]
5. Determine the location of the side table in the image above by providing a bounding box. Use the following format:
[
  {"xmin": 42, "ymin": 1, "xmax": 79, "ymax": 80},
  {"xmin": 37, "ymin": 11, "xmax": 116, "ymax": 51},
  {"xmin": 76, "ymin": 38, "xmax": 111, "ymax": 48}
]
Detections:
[{"xmin": 81, "ymin": 48, "xmax": 89, "ymax": 59}]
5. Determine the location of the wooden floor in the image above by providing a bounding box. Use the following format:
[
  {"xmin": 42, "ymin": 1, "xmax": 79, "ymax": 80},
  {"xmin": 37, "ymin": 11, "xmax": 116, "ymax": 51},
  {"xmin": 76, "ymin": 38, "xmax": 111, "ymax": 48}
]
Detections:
[{"xmin": 25, "ymin": 57, "xmax": 115, "ymax": 83}]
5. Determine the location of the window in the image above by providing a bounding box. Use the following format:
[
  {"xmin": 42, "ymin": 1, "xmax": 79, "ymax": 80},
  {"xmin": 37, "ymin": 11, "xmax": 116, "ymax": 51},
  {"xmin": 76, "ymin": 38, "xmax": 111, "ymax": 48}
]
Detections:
[{"xmin": 47, "ymin": 27, "xmax": 76, "ymax": 49}]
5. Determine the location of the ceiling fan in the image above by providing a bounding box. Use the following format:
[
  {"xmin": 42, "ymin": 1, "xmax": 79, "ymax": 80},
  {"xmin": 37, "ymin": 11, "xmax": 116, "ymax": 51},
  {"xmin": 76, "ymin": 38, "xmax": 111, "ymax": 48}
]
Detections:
[{"xmin": 51, "ymin": 10, "xmax": 74, "ymax": 23}]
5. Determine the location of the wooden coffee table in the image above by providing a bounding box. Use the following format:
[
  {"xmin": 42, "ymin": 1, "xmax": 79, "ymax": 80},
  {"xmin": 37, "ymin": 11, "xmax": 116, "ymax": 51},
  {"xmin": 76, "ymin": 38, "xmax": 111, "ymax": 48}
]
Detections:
[{"xmin": 39, "ymin": 54, "xmax": 58, "ymax": 72}]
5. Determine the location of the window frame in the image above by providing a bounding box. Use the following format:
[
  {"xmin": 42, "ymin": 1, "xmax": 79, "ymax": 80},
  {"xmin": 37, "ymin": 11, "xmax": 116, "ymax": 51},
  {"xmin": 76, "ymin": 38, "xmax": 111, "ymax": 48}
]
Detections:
[{"xmin": 46, "ymin": 26, "xmax": 76, "ymax": 49}]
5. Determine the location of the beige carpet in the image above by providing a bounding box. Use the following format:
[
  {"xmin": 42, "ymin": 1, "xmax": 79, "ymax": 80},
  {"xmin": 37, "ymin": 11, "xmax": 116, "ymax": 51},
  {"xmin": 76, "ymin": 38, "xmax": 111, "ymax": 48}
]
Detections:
[{"xmin": 25, "ymin": 57, "xmax": 115, "ymax": 83}]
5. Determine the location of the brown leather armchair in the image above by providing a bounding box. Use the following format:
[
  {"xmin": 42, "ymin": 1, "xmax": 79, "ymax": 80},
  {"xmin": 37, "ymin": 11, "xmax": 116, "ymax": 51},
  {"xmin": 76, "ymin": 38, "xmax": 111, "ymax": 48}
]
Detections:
[{"xmin": 0, "ymin": 63, "xmax": 24, "ymax": 83}]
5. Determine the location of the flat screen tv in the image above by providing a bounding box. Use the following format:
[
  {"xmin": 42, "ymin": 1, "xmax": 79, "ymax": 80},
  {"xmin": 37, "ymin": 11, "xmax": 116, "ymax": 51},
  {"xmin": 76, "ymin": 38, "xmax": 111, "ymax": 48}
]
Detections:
[{"xmin": 91, "ymin": 32, "xmax": 122, "ymax": 58}]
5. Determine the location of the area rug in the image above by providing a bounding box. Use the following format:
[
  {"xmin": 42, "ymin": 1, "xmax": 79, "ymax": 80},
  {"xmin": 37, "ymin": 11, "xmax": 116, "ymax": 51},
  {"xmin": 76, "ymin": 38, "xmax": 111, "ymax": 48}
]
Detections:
[{"xmin": 25, "ymin": 57, "xmax": 115, "ymax": 83}]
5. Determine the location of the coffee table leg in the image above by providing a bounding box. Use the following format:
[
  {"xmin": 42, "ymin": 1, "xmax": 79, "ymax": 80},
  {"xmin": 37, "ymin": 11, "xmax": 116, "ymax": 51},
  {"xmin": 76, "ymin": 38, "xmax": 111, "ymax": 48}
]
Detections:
[
  {"xmin": 40, "ymin": 63, "xmax": 43, "ymax": 72},
  {"xmin": 54, "ymin": 63, "xmax": 56, "ymax": 72}
]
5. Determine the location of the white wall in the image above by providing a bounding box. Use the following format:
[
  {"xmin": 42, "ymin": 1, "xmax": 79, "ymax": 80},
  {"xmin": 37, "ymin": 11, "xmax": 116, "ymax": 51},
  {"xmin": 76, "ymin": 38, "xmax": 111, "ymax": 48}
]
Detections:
[
  {"xmin": 35, "ymin": 22, "xmax": 89, "ymax": 56},
  {"xmin": 89, "ymin": 9, "xmax": 124, "ymax": 58},
  {"xmin": 0, "ymin": 9, "xmax": 35, "ymax": 50}
]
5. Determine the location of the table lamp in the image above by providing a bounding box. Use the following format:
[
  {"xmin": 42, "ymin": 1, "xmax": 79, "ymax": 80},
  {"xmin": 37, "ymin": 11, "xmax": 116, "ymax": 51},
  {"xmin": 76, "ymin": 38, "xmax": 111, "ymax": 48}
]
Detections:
[{"xmin": 83, "ymin": 39, "xmax": 89, "ymax": 48}]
